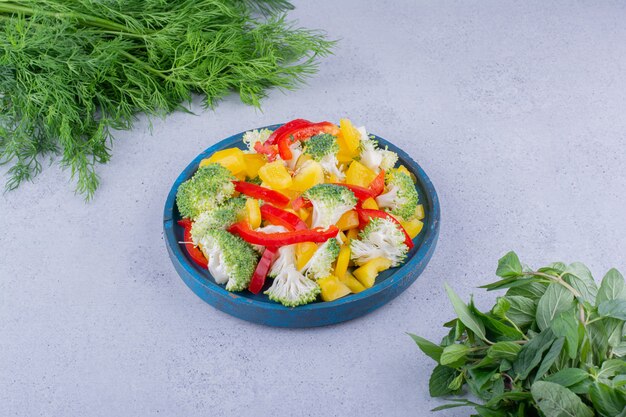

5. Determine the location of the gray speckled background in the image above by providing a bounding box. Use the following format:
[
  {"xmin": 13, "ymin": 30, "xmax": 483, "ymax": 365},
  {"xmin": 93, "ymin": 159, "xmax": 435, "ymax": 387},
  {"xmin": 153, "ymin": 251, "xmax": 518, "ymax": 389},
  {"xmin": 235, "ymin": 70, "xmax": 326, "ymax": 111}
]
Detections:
[{"xmin": 1, "ymin": 1, "xmax": 625, "ymax": 416}]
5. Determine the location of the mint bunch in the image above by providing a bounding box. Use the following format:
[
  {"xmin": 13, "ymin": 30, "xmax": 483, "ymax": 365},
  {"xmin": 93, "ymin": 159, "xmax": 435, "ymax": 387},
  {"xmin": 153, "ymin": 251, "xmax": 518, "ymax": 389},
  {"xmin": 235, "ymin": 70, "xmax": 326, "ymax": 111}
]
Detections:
[{"xmin": 411, "ymin": 252, "xmax": 626, "ymax": 416}]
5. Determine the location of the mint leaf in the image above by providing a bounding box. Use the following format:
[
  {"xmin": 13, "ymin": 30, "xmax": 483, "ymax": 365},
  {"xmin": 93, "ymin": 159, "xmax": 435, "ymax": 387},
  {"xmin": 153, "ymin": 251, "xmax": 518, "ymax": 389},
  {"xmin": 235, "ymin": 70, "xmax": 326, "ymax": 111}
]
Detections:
[
  {"xmin": 440, "ymin": 344, "xmax": 469, "ymax": 366},
  {"xmin": 551, "ymin": 309, "xmax": 579, "ymax": 360},
  {"xmin": 536, "ymin": 283, "xmax": 575, "ymax": 331},
  {"xmin": 598, "ymin": 299, "xmax": 626, "ymax": 320},
  {"xmin": 513, "ymin": 328, "xmax": 556, "ymax": 380},
  {"xmin": 496, "ymin": 251, "xmax": 523, "ymax": 278},
  {"xmin": 535, "ymin": 337, "xmax": 565, "ymax": 381},
  {"xmin": 444, "ymin": 284, "xmax": 488, "ymax": 343},
  {"xmin": 563, "ymin": 262, "xmax": 598, "ymax": 305},
  {"xmin": 429, "ymin": 365, "xmax": 457, "ymax": 397},
  {"xmin": 544, "ymin": 368, "xmax": 589, "ymax": 387},
  {"xmin": 408, "ymin": 333, "xmax": 443, "ymax": 362},
  {"xmin": 487, "ymin": 341, "xmax": 522, "ymax": 361},
  {"xmin": 597, "ymin": 268, "xmax": 626, "ymax": 305},
  {"xmin": 589, "ymin": 382, "xmax": 626, "ymax": 417},
  {"xmin": 531, "ymin": 381, "xmax": 594, "ymax": 417},
  {"xmin": 505, "ymin": 295, "xmax": 536, "ymax": 328}
]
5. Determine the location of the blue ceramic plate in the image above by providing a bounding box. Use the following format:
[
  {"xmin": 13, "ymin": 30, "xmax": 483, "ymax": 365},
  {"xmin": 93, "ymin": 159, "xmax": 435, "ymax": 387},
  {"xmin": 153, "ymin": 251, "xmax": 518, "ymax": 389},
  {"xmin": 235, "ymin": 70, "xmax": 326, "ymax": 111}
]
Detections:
[{"xmin": 164, "ymin": 123, "xmax": 440, "ymax": 327}]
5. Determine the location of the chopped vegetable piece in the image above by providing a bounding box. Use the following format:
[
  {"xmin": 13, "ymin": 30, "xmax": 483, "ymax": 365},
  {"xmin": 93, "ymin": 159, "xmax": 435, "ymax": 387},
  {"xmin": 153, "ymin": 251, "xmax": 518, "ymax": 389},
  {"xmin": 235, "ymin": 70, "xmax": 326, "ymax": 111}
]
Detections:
[
  {"xmin": 242, "ymin": 153, "xmax": 267, "ymax": 178},
  {"xmin": 254, "ymin": 141, "xmax": 278, "ymax": 161},
  {"xmin": 368, "ymin": 170, "xmax": 386, "ymax": 196},
  {"xmin": 295, "ymin": 242, "xmax": 318, "ymax": 270},
  {"xmin": 191, "ymin": 197, "xmax": 246, "ymax": 242},
  {"xmin": 242, "ymin": 129, "xmax": 272, "ymax": 153},
  {"xmin": 333, "ymin": 244, "xmax": 351, "ymax": 279},
  {"xmin": 260, "ymin": 204, "xmax": 307, "ymax": 231},
  {"xmin": 345, "ymin": 160, "xmax": 377, "ymax": 188},
  {"xmin": 351, "ymin": 217, "xmax": 409, "ymax": 266},
  {"xmin": 375, "ymin": 169, "xmax": 419, "ymax": 221},
  {"xmin": 277, "ymin": 134, "xmax": 295, "ymax": 160},
  {"xmin": 233, "ymin": 181, "xmax": 290, "ymax": 207},
  {"xmin": 258, "ymin": 160, "xmax": 293, "ymax": 190},
  {"xmin": 291, "ymin": 160, "xmax": 325, "ymax": 192},
  {"xmin": 331, "ymin": 183, "xmax": 375, "ymax": 201},
  {"xmin": 337, "ymin": 119, "xmax": 361, "ymax": 160},
  {"xmin": 178, "ymin": 219, "xmax": 209, "ymax": 268},
  {"xmin": 272, "ymin": 121, "xmax": 339, "ymax": 149},
  {"xmin": 400, "ymin": 218, "xmax": 424, "ymax": 239},
  {"xmin": 200, "ymin": 147, "xmax": 246, "ymax": 175},
  {"xmin": 358, "ymin": 129, "xmax": 398, "ymax": 173},
  {"xmin": 361, "ymin": 197, "xmax": 379, "ymax": 210},
  {"xmin": 303, "ymin": 134, "xmax": 344, "ymax": 180},
  {"xmin": 244, "ymin": 198, "xmax": 262, "ymax": 229},
  {"xmin": 318, "ymin": 275, "xmax": 352, "ymax": 301},
  {"xmin": 176, "ymin": 163, "xmax": 235, "ymax": 219},
  {"xmin": 291, "ymin": 196, "xmax": 313, "ymax": 211},
  {"xmin": 300, "ymin": 238, "xmax": 340, "ymax": 280},
  {"xmin": 265, "ymin": 119, "xmax": 311, "ymax": 145},
  {"xmin": 303, "ymin": 184, "xmax": 357, "ymax": 228},
  {"xmin": 356, "ymin": 208, "xmax": 414, "ymax": 249},
  {"xmin": 265, "ymin": 244, "xmax": 320, "ymax": 306},
  {"xmin": 396, "ymin": 165, "xmax": 416, "ymax": 182},
  {"xmin": 248, "ymin": 247, "xmax": 277, "ymax": 294},
  {"xmin": 414, "ymin": 204, "xmax": 425, "ymax": 220},
  {"xmin": 346, "ymin": 228, "xmax": 359, "ymax": 241},
  {"xmin": 339, "ymin": 271, "xmax": 366, "ymax": 293},
  {"xmin": 229, "ymin": 221, "xmax": 339, "ymax": 245},
  {"xmin": 352, "ymin": 257, "xmax": 392, "ymax": 288},
  {"xmin": 336, "ymin": 210, "xmax": 359, "ymax": 231}
]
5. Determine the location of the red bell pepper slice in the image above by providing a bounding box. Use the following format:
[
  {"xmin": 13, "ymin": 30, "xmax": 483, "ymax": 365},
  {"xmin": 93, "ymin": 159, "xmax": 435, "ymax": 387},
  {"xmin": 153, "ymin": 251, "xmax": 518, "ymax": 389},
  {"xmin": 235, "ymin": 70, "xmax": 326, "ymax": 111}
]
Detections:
[
  {"xmin": 233, "ymin": 181, "xmax": 290, "ymax": 207},
  {"xmin": 260, "ymin": 204, "xmax": 307, "ymax": 231},
  {"xmin": 355, "ymin": 209, "xmax": 414, "ymax": 249},
  {"xmin": 229, "ymin": 221, "xmax": 339, "ymax": 245},
  {"xmin": 368, "ymin": 170, "xmax": 386, "ymax": 197},
  {"xmin": 266, "ymin": 119, "xmax": 311, "ymax": 145},
  {"xmin": 254, "ymin": 141, "xmax": 278, "ymax": 161},
  {"xmin": 248, "ymin": 247, "xmax": 278, "ymax": 294},
  {"xmin": 177, "ymin": 219, "xmax": 209, "ymax": 268},
  {"xmin": 272, "ymin": 121, "xmax": 340, "ymax": 160},
  {"xmin": 277, "ymin": 134, "xmax": 294, "ymax": 160},
  {"xmin": 291, "ymin": 196, "xmax": 312, "ymax": 211},
  {"xmin": 330, "ymin": 183, "xmax": 375, "ymax": 201}
]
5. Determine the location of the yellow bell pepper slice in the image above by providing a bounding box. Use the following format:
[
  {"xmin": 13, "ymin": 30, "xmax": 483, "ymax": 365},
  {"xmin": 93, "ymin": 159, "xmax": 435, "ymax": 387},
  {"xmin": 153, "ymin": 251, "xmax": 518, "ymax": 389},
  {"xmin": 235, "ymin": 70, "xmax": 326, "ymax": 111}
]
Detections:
[
  {"xmin": 353, "ymin": 257, "xmax": 392, "ymax": 288},
  {"xmin": 244, "ymin": 198, "xmax": 261, "ymax": 229},
  {"xmin": 345, "ymin": 160, "xmax": 377, "ymax": 188},
  {"xmin": 298, "ymin": 208, "xmax": 311, "ymax": 221},
  {"xmin": 401, "ymin": 218, "xmax": 423, "ymax": 239},
  {"xmin": 200, "ymin": 147, "xmax": 246, "ymax": 175},
  {"xmin": 414, "ymin": 204, "xmax": 425, "ymax": 220},
  {"xmin": 243, "ymin": 153, "xmax": 267, "ymax": 178},
  {"xmin": 336, "ymin": 210, "xmax": 359, "ymax": 231},
  {"xmin": 258, "ymin": 161, "xmax": 293, "ymax": 190},
  {"xmin": 318, "ymin": 275, "xmax": 351, "ymax": 302},
  {"xmin": 334, "ymin": 244, "xmax": 351, "ymax": 279},
  {"xmin": 290, "ymin": 160, "xmax": 324, "ymax": 192},
  {"xmin": 337, "ymin": 118, "xmax": 361, "ymax": 160},
  {"xmin": 339, "ymin": 271, "xmax": 366, "ymax": 293},
  {"xmin": 346, "ymin": 228, "xmax": 359, "ymax": 241},
  {"xmin": 361, "ymin": 197, "xmax": 379, "ymax": 210},
  {"xmin": 296, "ymin": 242, "xmax": 318, "ymax": 271}
]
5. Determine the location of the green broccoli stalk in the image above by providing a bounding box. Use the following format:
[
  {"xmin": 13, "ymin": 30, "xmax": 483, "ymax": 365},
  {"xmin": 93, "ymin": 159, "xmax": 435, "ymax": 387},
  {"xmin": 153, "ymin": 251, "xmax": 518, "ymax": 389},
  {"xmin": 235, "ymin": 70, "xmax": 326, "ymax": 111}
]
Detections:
[
  {"xmin": 357, "ymin": 127, "xmax": 398, "ymax": 173},
  {"xmin": 303, "ymin": 133, "xmax": 344, "ymax": 180},
  {"xmin": 350, "ymin": 217, "xmax": 408, "ymax": 267},
  {"xmin": 303, "ymin": 184, "xmax": 357, "ymax": 228},
  {"xmin": 375, "ymin": 169, "xmax": 419, "ymax": 220},
  {"xmin": 300, "ymin": 238, "xmax": 340, "ymax": 280},
  {"xmin": 242, "ymin": 128, "xmax": 272, "ymax": 153},
  {"xmin": 176, "ymin": 163, "xmax": 235, "ymax": 219},
  {"xmin": 190, "ymin": 197, "xmax": 246, "ymax": 244},
  {"xmin": 265, "ymin": 244, "xmax": 320, "ymax": 306},
  {"xmin": 196, "ymin": 229, "xmax": 259, "ymax": 292}
]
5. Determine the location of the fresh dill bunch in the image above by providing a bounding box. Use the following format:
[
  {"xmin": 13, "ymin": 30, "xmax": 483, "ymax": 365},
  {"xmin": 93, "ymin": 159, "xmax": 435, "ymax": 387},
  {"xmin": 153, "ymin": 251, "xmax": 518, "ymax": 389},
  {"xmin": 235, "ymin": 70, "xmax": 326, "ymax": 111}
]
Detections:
[{"xmin": 0, "ymin": 0, "xmax": 335, "ymax": 199}]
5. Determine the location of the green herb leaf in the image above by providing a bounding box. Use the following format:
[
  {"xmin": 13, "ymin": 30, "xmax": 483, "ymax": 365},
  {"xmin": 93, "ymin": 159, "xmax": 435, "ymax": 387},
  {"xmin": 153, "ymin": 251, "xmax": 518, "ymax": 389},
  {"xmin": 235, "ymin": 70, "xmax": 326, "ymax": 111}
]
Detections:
[
  {"xmin": 563, "ymin": 262, "xmax": 598, "ymax": 305},
  {"xmin": 531, "ymin": 381, "xmax": 594, "ymax": 417},
  {"xmin": 487, "ymin": 341, "xmax": 522, "ymax": 361},
  {"xmin": 535, "ymin": 337, "xmax": 565, "ymax": 381},
  {"xmin": 551, "ymin": 309, "xmax": 579, "ymax": 360},
  {"xmin": 505, "ymin": 295, "xmax": 537, "ymax": 328},
  {"xmin": 597, "ymin": 269, "xmax": 626, "ymax": 305},
  {"xmin": 506, "ymin": 281, "xmax": 548, "ymax": 301},
  {"xmin": 598, "ymin": 299, "xmax": 626, "ymax": 320},
  {"xmin": 440, "ymin": 344, "xmax": 470, "ymax": 366},
  {"xmin": 496, "ymin": 251, "xmax": 523, "ymax": 278},
  {"xmin": 589, "ymin": 382, "xmax": 626, "ymax": 417},
  {"xmin": 536, "ymin": 283, "xmax": 575, "ymax": 331},
  {"xmin": 513, "ymin": 328, "xmax": 556, "ymax": 380},
  {"xmin": 597, "ymin": 359, "xmax": 626, "ymax": 381},
  {"xmin": 448, "ymin": 372, "xmax": 465, "ymax": 390},
  {"xmin": 408, "ymin": 333, "xmax": 443, "ymax": 362},
  {"xmin": 444, "ymin": 284, "xmax": 488, "ymax": 343},
  {"xmin": 544, "ymin": 368, "xmax": 589, "ymax": 387},
  {"xmin": 429, "ymin": 365, "xmax": 457, "ymax": 397},
  {"xmin": 612, "ymin": 342, "xmax": 626, "ymax": 357}
]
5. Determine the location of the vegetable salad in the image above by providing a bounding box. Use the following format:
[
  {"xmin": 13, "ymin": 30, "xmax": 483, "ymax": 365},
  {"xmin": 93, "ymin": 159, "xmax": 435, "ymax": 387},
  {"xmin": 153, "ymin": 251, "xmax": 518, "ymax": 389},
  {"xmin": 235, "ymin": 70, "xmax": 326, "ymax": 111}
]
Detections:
[{"xmin": 176, "ymin": 118, "xmax": 425, "ymax": 307}]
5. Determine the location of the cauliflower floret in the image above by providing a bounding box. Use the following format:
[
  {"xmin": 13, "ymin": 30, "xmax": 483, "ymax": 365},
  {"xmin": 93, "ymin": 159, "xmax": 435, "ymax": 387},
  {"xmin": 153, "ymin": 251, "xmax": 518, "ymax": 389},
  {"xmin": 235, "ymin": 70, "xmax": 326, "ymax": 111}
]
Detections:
[
  {"xmin": 300, "ymin": 238, "xmax": 340, "ymax": 280},
  {"xmin": 357, "ymin": 127, "xmax": 398, "ymax": 173},
  {"xmin": 242, "ymin": 128, "xmax": 272, "ymax": 153},
  {"xmin": 303, "ymin": 184, "xmax": 357, "ymax": 228},
  {"xmin": 375, "ymin": 169, "xmax": 419, "ymax": 221},
  {"xmin": 176, "ymin": 163, "xmax": 235, "ymax": 220},
  {"xmin": 303, "ymin": 133, "xmax": 344, "ymax": 180},
  {"xmin": 265, "ymin": 243, "xmax": 320, "ymax": 306},
  {"xmin": 350, "ymin": 217, "xmax": 408, "ymax": 267}
]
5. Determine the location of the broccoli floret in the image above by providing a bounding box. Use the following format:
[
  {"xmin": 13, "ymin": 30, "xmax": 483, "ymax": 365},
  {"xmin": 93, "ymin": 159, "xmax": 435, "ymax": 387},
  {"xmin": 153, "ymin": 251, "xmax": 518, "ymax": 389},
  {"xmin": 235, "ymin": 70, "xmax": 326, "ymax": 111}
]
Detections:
[
  {"xmin": 265, "ymin": 244, "xmax": 320, "ymax": 306},
  {"xmin": 242, "ymin": 128, "xmax": 272, "ymax": 152},
  {"xmin": 197, "ymin": 229, "xmax": 259, "ymax": 292},
  {"xmin": 303, "ymin": 134, "xmax": 344, "ymax": 180},
  {"xmin": 350, "ymin": 217, "xmax": 408, "ymax": 267},
  {"xmin": 190, "ymin": 197, "xmax": 246, "ymax": 244},
  {"xmin": 375, "ymin": 169, "xmax": 419, "ymax": 220},
  {"xmin": 357, "ymin": 127, "xmax": 398, "ymax": 173},
  {"xmin": 300, "ymin": 238, "xmax": 340, "ymax": 280},
  {"xmin": 176, "ymin": 163, "xmax": 235, "ymax": 219},
  {"xmin": 303, "ymin": 184, "xmax": 357, "ymax": 228}
]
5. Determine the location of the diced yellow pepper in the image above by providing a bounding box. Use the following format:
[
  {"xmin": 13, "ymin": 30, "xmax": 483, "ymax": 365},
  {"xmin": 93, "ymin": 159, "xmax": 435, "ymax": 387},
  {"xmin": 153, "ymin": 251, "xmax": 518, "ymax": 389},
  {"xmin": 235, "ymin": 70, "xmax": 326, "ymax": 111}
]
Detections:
[
  {"xmin": 414, "ymin": 204, "xmax": 425, "ymax": 220},
  {"xmin": 337, "ymin": 119, "xmax": 361, "ymax": 162},
  {"xmin": 353, "ymin": 257, "xmax": 392, "ymax": 288},
  {"xmin": 243, "ymin": 153, "xmax": 267, "ymax": 178},
  {"xmin": 346, "ymin": 228, "xmax": 359, "ymax": 241},
  {"xmin": 401, "ymin": 218, "xmax": 423, "ymax": 239},
  {"xmin": 328, "ymin": 173, "xmax": 339, "ymax": 183},
  {"xmin": 296, "ymin": 242, "xmax": 318, "ymax": 271},
  {"xmin": 258, "ymin": 161, "xmax": 293, "ymax": 190},
  {"xmin": 200, "ymin": 147, "xmax": 246, "ymax": 175},
  {"xmin": 361, "ymin": 197, "xmax": 379, "ymax": 210},
  {"xmin": 291, "ymin": 160, "xmax": 324, "ymax": 192},
  {"xmin": 294, "ymin": 154, "xmax": 312, "ymax": 170},
  {"xmin": 318, "ymin": 275, "xmax": 352, "ymax": 302},
  {"xmin": 298, "ymin": 208, "xmax": 310, "ymax": 221},
  {"xmin": 339, "ymin": 271, "xmax": 366, "ymax": 293},
  {"xmin": 334, "ymin": 244, "xmax": 351, "ymax": 279},
  {"xmin": 245, "ymin": 198, "xmax": 261, "ymax": 229},
  {"xmin": 345, "ymin": 160, "xmax": 377, "ymax": 188},
  {"xmin": 336, "ymin": 210, "xmax": 359, "ymax": 231}
]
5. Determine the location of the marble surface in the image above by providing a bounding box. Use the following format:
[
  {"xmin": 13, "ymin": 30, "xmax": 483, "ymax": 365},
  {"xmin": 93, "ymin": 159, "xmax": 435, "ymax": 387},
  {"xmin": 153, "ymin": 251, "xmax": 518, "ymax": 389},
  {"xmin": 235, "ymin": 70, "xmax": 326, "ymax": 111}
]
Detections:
[{"xmin": 1, "ymin": 1, "xmax": 625, "ymax": 416}]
